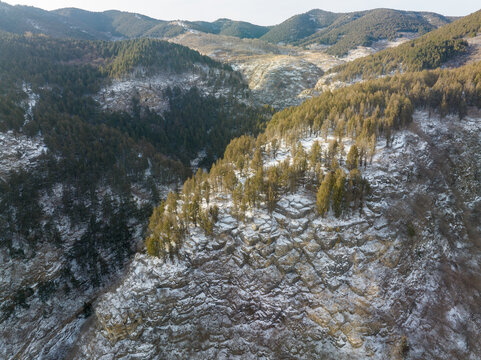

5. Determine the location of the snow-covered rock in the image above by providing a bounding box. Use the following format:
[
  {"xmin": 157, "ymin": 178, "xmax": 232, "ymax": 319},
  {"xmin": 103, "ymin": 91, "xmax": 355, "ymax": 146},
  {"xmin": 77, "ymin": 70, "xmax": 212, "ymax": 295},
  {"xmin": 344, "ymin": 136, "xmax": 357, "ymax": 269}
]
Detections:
[
  {"xmin": 0, "ymin": 131, "xmax": 46, "ymax": 179},
  {"xmin": 75, "ymin": 110, "xmax": 481, "ymax": 359},
  {"xmin": 96, "ymin": 65, "xmax": 249, "ymax": 115}
]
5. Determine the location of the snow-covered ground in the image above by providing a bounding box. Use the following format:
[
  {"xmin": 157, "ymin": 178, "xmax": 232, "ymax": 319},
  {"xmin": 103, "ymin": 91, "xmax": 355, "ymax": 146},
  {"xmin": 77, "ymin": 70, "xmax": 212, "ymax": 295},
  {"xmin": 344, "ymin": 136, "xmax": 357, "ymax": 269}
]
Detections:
[
  {"xmin": 22, "ymin": 82, "xmax": 39, "ymax": 125},
  {"xmin": 340, "ymin": 33, "xmax": 418, "ymax": 62},
  {"xmin": 234, "ymin": 55, "xmax": 323, "ymax": 108},
  {"xmin": 0, "ymin": 98, "xmax": 179, "ymax": 359},
  {"xmin": 0, "ymin": 131, "xmax": 47, "ymax": 179},
  {"xmin": 96, "ymin": 65, "xmax": 248, "ymax": 114},
  {"xmin": 76, "ymin": 110, "xmax": 481, "ymax": 359}
]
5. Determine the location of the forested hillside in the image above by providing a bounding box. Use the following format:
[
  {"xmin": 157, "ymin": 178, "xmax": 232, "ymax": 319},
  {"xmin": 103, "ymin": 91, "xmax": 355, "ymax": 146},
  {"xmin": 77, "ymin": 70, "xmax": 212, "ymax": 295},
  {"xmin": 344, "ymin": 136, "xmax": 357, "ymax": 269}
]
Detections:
[
  {"xmin": 259, "ymin": 8, "xmax": 450, "ymax": 55},
  {"xmin": 301, "ymin": 9, "xmax": 448, "ymax": 56},
  {"xmin": 259, "ymin": 9, "xmax": 340, "ymax": 44},
  {"xmin": 1, "ymin": 4, "xmax": 481, "ymax": 359},
  {"xmin": 0, "ymin": 32, "xmax": 271, "ymax": 358},
  {"xmin": 0, "ymin": 30, "xmax": 269, "ymax": 273},
  {"xmin": 146, "ymin": 56, "xmax": 481, "ymax": 258},
  {"xmin": 331, "ymin": 9, "xmax": 481, "ymax": 81},
  {"xmin": 0, "ymin": 1, "xmax": 102, "ymax": 39},
  {"xmin": 0, "ymin": 2, "xmax": 270, "ymax": 42},
  {"xmin": 85, "ymin": 40, "xmax": 481, "ymax": 360},
  {"xmin": 0, "ymin": 2, "xmax": 452, "ymax": 58}
]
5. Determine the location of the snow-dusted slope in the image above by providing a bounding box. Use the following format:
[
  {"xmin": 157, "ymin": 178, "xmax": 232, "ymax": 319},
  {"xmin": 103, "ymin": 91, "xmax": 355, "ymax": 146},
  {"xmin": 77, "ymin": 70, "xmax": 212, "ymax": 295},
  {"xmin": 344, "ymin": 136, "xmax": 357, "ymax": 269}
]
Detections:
[
  {"xmin": 232, "ymin": 55, "xmax": 323, "ymax": 109},
  {"xmin": 96, "ymin": 65, "xmax": 249, "ymax": 115},
  {"xmin": 170, "ymin": 32, "xmax": 427, "ymax": 110},
  {"xmin": 75, "ymin": 110, "xmax": 481, "ymax": 359},
  {"xmin": 0, "ymin": 131, "xmax": 46, "ymax": 179},
  {"xmin": 0, "ymin": 87, "xmax": 178, "ymax": 359},
  {"xmin": 169, "ymin": 33, "xmax": 342, "ymax": 109}
]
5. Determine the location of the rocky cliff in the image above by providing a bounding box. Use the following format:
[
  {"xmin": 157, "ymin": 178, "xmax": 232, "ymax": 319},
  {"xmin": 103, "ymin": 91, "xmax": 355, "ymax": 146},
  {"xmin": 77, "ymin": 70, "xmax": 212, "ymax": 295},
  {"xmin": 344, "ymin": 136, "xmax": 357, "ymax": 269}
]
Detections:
[{"xmin": 75, "ymin": 110, "xmax": 481, "ymax": 359}]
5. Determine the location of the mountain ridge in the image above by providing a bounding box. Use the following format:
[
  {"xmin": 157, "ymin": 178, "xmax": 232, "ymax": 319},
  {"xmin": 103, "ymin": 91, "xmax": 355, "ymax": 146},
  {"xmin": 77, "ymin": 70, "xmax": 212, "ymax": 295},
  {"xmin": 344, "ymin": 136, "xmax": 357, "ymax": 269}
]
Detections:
[
  {"xmin": 1, "ymin": 4, "xmax": 481, "ymax": 359},
  {"xmin": 0, "ymin": 2, "xmax": 453, "ymax": 56}
]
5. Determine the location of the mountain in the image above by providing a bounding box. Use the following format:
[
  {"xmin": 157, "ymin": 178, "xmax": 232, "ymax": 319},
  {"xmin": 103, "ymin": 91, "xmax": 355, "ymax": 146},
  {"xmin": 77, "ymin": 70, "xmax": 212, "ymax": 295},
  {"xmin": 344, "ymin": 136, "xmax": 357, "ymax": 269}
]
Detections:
[
  {"xmin": 190, "ymin": 18, "xmax": 270, "ymax": 38},
  {"xmin": 0, "ymin": 2, "xmax": 451, "ymax": 57},
  {"xmin": 0, "ymin": 2, "xmax": 269, "ymax": 41},
  {"xmin": 0, "ymin": 33, "xmax": 271, "ymax": 359},
  {"xmin": 0, "ymin": 2, "xmax": 458, "ymax": 110},
  {"xmin": 260, "ymin": 9, "xmax": 341, "ymax": 44},
  {"xmin": 260, "ymin": 8, "xmax": 451, "ymax": 56},
  {"xmin": 301, "ymin": 9, "xmax": 451, "ymax": 56},
  {"xmin": 53, "ymin": 8, "xmax": 161, "ymax": 38},
  {"xmin": 169, "ymin": 31, "xmax": 335, "ymax": 108},
  {"xmin": 1, "ymin": 4, "xmax": 481, "ymax": 359},
  {"xmin": 76, "ymin": 60, "xmax": 481, "ymax": 359},
  {"xmin": 330, "ymin": 9, "xmax": 481, "ymax": 82},
  {"xmin": 0, "ymin": 1, "xmax": 101, "ymax": 39}
]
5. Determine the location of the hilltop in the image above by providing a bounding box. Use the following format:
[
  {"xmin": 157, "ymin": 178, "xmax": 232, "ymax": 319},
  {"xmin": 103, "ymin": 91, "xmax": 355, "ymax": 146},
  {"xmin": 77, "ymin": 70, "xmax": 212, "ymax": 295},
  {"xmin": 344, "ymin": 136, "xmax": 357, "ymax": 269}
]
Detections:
[{"xmin": 0, "ymin": 2, "xmax": 451, "ymax": 57}]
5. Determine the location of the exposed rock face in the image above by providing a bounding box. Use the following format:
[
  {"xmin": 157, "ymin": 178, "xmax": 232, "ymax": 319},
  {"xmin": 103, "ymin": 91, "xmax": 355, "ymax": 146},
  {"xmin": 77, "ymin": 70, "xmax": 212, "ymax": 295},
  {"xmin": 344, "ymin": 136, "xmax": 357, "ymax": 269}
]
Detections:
[
  {"xmin": 0, "ymin": 104, "xmax": 175, "ymax": 359},
  {"xmin": 76, "ymin": 111, "xmax": 481, "ymax": 359},
  {"xmin": 170, "ymin": 32, "xmax": 430, "ymax": 110},
  {"xmin": 0, "ymin": 177, "xmax": 173, "ymax": 360},
  {"xmin": 0, "ymin": 58, "xmax": 252, "ymax": 359},
  {"xmin": 0, "ymin": 131, "xmax": 46, "ymax": 179},
  {"xmin": 170, "ymin": 33, "xmax": 343, "ymax": 109},
  {"xmin": 232, "ymin": 55, "xmax": 323, "ymax": 109},
  {"xmin": 96, "ymin": 65, "xmax": 250, "ymax": 115}
]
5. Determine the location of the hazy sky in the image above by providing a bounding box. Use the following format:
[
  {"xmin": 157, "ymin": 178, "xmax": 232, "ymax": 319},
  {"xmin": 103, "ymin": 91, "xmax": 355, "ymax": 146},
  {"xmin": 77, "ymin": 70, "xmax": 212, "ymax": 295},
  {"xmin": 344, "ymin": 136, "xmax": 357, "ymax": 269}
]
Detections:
[{"xmin": 4, "ymin": 0, "xmax": 480, "ymax": 25}]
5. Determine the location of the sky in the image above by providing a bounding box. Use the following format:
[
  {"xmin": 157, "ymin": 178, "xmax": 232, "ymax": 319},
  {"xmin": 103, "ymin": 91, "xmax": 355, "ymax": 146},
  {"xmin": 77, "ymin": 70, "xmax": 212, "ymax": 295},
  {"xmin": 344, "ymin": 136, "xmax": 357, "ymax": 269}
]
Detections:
[{"xmin": 3, "ymin": 0, "xmax": 480, "ymax": 25}]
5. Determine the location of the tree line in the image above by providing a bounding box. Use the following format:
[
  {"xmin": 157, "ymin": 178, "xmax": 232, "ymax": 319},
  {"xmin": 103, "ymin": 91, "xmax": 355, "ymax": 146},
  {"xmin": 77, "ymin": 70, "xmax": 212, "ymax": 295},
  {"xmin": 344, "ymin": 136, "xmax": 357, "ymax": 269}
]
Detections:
[
  {"xmin": 331, "ymin": 9, "xmax": 481, "ymax": 81},
  {"xmin": 146, "ymin": 58, "xmax": 481, "ymax": 259}
]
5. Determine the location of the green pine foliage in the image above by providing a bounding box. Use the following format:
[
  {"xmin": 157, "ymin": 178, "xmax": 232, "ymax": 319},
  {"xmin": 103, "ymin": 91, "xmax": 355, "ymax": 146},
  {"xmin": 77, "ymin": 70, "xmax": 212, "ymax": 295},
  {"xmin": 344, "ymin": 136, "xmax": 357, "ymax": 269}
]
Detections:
[
  {"xmin": 301, "ymin": 9, "xmax": 449, "ymax": 56},
  {"xmin": 146, "ymin": 57, "xmax": 481, "ymax": 258},
  {"xmin": 0, "ymin": 2, "xmax": 270, "ymax": 42},
  {"xmin": 191, "ymin": 19, "xmax": 270, "ymax": 39},
  {"xmin": 316, "ymin": 172, "xmax": 334, "ymax": 216},
  {"xmin": 332, "ymin": 9, "xmax": 481, "ymax": 81},
  {"xmin": 0, "ymin": 32, "xmax": 271, "ymax": 294},
  {"xmin": 260, "ymin": 9, "xmax": 340, "ymax": 44},
  {"xmin": 104, "ymin": 38, "xmax": 229, "ymax": 78},
  {"xmin": 260, "ymin": 8, "xmax": 449, "ymax": 56}
]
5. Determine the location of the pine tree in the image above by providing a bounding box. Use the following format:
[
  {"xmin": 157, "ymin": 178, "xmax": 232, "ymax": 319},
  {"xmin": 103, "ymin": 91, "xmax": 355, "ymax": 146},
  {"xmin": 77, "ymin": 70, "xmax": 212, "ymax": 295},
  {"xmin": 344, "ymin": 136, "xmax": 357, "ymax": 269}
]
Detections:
[
  {"xmin": 271, "ymin": 138, "xmax": 279, "ymax": 158},
  {"xmin": 309, "ymin": 140, "xmax": 321, "ymax": 170},
  {"xmin": 332, "ymin": 168, "xmax": 346, "ymax": 218},
  {"xmin": 251, "ymin": 148, "xmax": 263, "ymax": 171},
  {"xmin": 316, "ymin": 172, "xmax": 334, "ymax": 216},
  {"xmin": 346, "ymin": 145, "xmax": 360, "ymax": 170}
]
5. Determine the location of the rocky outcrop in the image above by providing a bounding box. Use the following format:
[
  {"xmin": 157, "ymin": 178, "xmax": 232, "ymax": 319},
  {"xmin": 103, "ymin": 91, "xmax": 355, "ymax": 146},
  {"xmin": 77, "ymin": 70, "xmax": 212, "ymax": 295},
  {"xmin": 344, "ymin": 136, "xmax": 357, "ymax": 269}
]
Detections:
[
  {"xmin": 76, "ymin": 111, "xmax": 481, "ymax": 359},
  {"xmin": 96, "ymin": 65, "xmax": 249, "ymax": 115},
  {"xmin": 170, "ymin": 33, "xmax": 344, "ymax": 109}
]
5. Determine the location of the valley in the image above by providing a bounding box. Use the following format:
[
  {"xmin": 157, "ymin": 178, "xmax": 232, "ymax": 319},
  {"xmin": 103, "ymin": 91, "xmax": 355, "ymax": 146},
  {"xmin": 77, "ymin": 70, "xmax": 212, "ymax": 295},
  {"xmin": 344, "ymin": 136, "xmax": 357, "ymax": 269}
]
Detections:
[
  {"xmin": 75, "ymin": 109, "xmax": 481, "ymax": 359},
  {"xmin": 0, "ymin": 3, "xmax": 480, "ymax": 360}
]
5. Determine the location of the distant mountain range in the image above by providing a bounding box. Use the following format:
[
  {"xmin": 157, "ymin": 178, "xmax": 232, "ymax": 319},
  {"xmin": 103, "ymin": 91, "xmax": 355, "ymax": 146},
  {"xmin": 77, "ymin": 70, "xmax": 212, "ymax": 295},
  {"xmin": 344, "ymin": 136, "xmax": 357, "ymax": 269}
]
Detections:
[{"xmin": 0, "ymin": 2, "xmax": 453, "ymax": 55}]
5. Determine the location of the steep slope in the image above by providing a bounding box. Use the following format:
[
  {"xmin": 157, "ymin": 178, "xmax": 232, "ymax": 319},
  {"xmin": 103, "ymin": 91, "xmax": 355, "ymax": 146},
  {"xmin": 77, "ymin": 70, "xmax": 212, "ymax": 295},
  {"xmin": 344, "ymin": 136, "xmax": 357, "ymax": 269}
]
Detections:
[
  {"xmin": 0, "ymin": 2, "xmax": 451, "ymax": 59},
  {"xmin": 0, "ymin": 3, "xmax": 457, "ymax": 110},
  {"xmin": 260, "ymin": 9, "xmax": 340, "ymax": 44},
  {"xmin": 53, "ymin": 8, "xmax": 161, "ymax": 39},
  {"xmin": 168, "ymin": 9, "xmax": 455, "ymax": 109},
  {"xmin": 0, "ymin": 34, "xmax": 270, "ymax": 359},
  {"xmin": 331, "ymin": 9, "xmax": 481, "ymax": 82},
  {"xmin": 1, "ymin": 3, "xmax": 267, "ymax": 42},
  {"xmin": 190, "ymin": 18, "xmax": 270, "ymax": 39},
  {"xmin": 169, "ymin": 32, "xmax": 346, "ymax": 108},
  {"xmin": 143, "ymin": 18, "xmax": 270, "ymax": 41},
  {"xmin": 0, "ymin": 2, "xmax": 165, "ymax": 40},
  {"xmin": 0, "ymin": 4, "xmax": 267, "ymax": 42},
  {"xmin": 0, "ymin": 1, "xmax": 102, "ymax": 39},
  {"xmin": 301, "ymin": 9, "xmax": 450, "ymax": 56},
  {"xmin": 260, "ymin": 8, "xmax": 450, "ymax": 56},
  {"xmin": 75, "ymin": 59, "xmax": 481, "ymax": 357}
]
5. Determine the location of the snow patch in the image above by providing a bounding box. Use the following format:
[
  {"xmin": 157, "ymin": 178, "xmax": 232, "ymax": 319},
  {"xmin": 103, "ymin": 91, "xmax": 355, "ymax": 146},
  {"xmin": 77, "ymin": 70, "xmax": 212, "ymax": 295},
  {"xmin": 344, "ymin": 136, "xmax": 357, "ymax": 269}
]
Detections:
[{"xmin": 0, "ymin": 131, "xmax": 47, "ymax": 178}]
